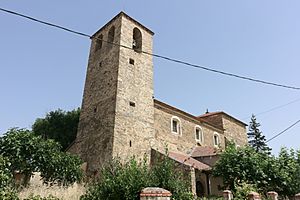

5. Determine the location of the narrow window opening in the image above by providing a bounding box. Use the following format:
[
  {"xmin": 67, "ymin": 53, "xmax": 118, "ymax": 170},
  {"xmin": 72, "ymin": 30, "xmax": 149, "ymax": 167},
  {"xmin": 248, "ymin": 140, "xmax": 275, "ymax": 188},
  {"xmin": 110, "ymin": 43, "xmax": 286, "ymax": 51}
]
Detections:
[
  {"xmin": 133, "ymin": 28, "xmax": 142, "ymax": 52},
  {"xmin": 129, "ymin": 101, "xmax": 136, "ymax": 107},
  {"xmin": 172, "ymin": 120, "xmax": 178, "ymax": 133},
  {"xmin": 195, "ymin": 126, "xmax": 203, "ymax": 144},
  {"xmin": 108, "ymin": 26, "xmax": 115, "ymax": 49},
  {"xmin": 95, "ymin": 34, "xmax": 103, "ymax": 51},
  {"xmin": 129, "ymin": 140, "xmax": 132, "ymax": 147},
  {"xmin": 213, "ymin": 133, "xmax": 220, "ymax": 146},
  {"xmin": 129, "ymin": 58, "xmax": 135, "ymax": 65},
  {"xmin": 171, "ymin": 116, "xmax": 181, "ymax": 135},
  {"xmin": 94, "ymin": 106, "xmax": 97, "ymax": 113}
]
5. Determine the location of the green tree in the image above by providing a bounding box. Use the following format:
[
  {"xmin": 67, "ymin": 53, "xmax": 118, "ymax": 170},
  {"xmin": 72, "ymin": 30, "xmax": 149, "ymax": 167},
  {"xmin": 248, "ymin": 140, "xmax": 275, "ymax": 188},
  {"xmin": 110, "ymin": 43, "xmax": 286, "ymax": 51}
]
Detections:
[
  {"xmin": 213, "ymin": 144, "xmax": 300, "ymax": 197},
  {"xmin": 274, "ymin": 147, "xmax": 300, "ymax": 196},
  {"xmin": 213, "ymin": 144, "xmax": 276, "ymax": 193},
  {"xmin": 247, "ymin": 115, "xmax": 271, "ymax": 155},
  {"xmin": 32, "ymin": 108, "xmax": 80, "ymax": 150},
  {"xmin": 0, "ymin": 128, "xmax": 83, "ymax": 186}
]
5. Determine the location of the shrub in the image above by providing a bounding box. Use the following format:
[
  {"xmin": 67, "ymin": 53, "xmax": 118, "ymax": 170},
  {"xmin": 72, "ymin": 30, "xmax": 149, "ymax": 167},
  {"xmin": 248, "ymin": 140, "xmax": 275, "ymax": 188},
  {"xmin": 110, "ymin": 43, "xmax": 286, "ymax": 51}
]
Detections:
[
  {"xmin": 234, "ymin": 182, "xmax": 258, "ymax": 200},
  {"xmin": 81, "ymin": 158, "xmax": 150, "ymax": 200},
  {"xmin": 0, "ymin": 156, "xmax": 19, "ymax": 200},
  {"xmin": 0, "ymin": 156, "xmax": 12, "ymax": 188},
  {"xmin": 0, "ymin": 187, "xmax": 19, "ymax": 200},
  {"xmin": 81, "ymin": 155, "xmax": 194, "ymax": 200},
  {"xmin": 150, "ymin": 155, "xmax": 194, "ymax": 200}
]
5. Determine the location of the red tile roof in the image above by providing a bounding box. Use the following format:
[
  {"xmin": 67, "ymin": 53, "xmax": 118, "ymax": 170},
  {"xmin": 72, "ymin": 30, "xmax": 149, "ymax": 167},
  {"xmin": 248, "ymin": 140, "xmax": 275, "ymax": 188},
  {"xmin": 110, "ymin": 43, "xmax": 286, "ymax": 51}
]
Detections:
[
  {"xmin": 197, "ymin": 112, "xmax": 223, "ymax": 118},
  {"xmin": 190, "ymin": 146, "xmax": 218, "ymax": 157},
  {"xmin": 168, "ymin": 151, "xmax": 211, "ymax": 171},
  {"xmin": 198, "ymin": 111, "xmax": 247, "ymax": 126}
]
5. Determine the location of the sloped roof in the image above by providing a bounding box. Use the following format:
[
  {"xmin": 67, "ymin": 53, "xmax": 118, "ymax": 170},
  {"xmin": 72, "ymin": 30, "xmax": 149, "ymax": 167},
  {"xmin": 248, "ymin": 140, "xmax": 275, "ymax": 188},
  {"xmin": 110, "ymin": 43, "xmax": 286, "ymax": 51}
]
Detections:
[
  {"xmin": 190, "ymin": 146, "xmax": 218, "ymax": 157},
  {"xmin": 198, "ymin": 111, "xmax": 247, "ymax": 126},
  {"xmin": 168, "ymin": 151, "xmax": 211, "ymax": 171}
]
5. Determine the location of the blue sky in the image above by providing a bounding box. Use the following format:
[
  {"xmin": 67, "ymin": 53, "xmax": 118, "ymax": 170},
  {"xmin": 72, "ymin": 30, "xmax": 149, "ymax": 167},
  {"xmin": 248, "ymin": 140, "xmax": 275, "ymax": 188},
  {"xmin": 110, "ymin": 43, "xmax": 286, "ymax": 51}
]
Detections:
[{"xmin": 1, "ymin": 1, "xmax": 299, "ymax": 154}]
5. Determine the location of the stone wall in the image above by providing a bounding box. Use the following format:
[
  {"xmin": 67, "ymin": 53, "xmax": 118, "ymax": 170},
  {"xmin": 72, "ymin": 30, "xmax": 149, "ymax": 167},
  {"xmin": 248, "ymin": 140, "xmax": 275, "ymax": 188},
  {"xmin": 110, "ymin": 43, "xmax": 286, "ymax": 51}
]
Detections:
[
  {"xmin": 69, "ymin": 16, "xmax": 123, "ymax": 172},
  {"xmin": 112, "ymin": 14, "xmax": 155, "ymax": 162},
  {"xmin": 222, "ymin": 116, "xmax": 247, "ymax": 146},
  {"xmin": 153, "ymin": 102, "xmax": 225, "ymax": 154},
  {"xmin": 69, "ymin": 12, "xmax": 155, "ymax": 172}
]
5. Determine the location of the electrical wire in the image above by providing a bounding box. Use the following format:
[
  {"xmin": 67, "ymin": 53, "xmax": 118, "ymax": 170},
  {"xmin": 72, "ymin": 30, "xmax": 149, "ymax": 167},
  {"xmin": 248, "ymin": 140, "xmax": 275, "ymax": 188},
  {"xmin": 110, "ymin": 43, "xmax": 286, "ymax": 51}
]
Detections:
[
  {"xmin": 266, "ymin": 119, "xmax": 300, "ymax": 143},
  {"xmin": 1, "ymin": 7, "xmax": 300, "ymax": 90},
  {"xmin": 241, "ymin": 97, "xmax": 300, "ymax": 120}
]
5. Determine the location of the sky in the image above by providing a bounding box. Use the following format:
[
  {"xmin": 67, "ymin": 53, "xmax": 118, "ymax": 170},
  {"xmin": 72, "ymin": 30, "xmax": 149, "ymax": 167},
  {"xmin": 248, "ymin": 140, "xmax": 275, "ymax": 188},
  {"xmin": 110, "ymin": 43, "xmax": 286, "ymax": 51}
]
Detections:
[{"xmin": 0, "ymin": 1, "xmax": 299, "ymax": 155}]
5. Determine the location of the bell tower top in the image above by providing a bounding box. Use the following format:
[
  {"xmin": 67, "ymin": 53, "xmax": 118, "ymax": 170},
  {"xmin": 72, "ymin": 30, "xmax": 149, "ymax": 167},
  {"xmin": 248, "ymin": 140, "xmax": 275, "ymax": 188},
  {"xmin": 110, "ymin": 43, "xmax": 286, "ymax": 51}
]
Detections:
[{"xmin": 92, "ymin": 12, "xmax": 154, "ymax": 39}]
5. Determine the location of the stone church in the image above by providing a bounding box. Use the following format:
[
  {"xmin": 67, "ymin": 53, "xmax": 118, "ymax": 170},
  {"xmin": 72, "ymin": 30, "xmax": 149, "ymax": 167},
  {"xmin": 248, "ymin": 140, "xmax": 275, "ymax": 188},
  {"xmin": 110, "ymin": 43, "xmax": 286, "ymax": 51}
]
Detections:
[{"xmin": 68, "ymin": 12, "xmax": 248, "ymax": 197}]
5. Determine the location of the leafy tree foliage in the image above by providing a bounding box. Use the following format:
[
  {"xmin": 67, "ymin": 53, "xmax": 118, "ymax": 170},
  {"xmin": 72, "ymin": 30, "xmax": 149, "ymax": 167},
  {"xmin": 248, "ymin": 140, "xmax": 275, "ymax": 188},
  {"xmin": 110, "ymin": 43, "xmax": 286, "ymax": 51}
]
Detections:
[
  {"xmin": 0, "ymin": 156, "xmax": 12, "ymax": 188},
  {"xmin": 213, "ymin": 144, "xmax": 271, "ymax": 192},
  {"xmin": 247, "ymin": 115, "xmax": 271, "ymax": 155},
  {"xmin": 150, "ymin": 155, "xmax": 193, "ymax": 200},
  {"xmin": 275, "ymin": 147, "xmax": 300, "ymax": 196},
  {"xmin": 0, "ymin": 156, "xmax": 19, "ymax": 200},
  {"xmin": 213, "ymin": 144, "xmax": 300, "ymax": 197},
  {"xmin": 0, "ymin": 128, "xmax": 83, "ymax": 186},
  {"xmin": 32, "ymin": 108, "xmax": 80, "ymax": 150},
  {"xmin": 81, "ymin": 156, "xmax": 193, "ymax": 200}
]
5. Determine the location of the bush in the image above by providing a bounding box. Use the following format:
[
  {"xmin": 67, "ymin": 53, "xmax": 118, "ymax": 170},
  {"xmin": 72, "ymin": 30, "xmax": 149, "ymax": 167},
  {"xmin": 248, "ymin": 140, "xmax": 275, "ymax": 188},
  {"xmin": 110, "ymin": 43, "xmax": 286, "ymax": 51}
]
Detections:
[
  {"xmin": 0, "ymin": 156, "xmax": 12, "ymax": 188},
  {"xmin": 0, "ymin": 156, "xmax": 19, "ymax": 200},
  {"xmin": 150, "ymin": 155, "xmax": 194, "ymax": 200},
  {"xmin": 81, "ymin": 155, "xmax": 194, "ymax": 200},
  {"xmin": 81, "ymin": 158, "xmax": 150, "ymax": 200},
  {"xmin": 234, "ymin": 182, "xmax": 258, "ymax": 200},
  {"xmin": 0, "ymin": 187, "xmax": 19, "ymax": 200}
]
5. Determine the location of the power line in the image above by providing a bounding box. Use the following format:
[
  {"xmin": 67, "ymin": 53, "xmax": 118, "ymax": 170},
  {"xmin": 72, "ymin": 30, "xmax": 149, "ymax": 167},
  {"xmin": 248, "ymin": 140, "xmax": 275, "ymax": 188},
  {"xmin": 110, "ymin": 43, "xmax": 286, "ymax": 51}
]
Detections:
[
  {"xmin": 266, "ymin": 119, "xmax": 300, "ymax": 143},
  {"xmin": 0, "ymin": 8, "xmax": 90, "ymax": 38},
  {"xmin": 241, "ymin": 97, "xmax": 300, "ymax": 120},
  {"xmin": 1, "ymin": 7, "xmax": 300, "ymax": 90}
]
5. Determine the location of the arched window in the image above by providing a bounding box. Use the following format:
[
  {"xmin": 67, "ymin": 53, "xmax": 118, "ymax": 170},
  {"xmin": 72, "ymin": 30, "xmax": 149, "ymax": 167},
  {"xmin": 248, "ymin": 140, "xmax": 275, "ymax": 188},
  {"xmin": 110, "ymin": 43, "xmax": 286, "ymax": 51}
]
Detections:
[
  {"xmin": 95, "ymin": 34, "xmax": 103, "ymax": 51},
  {"xmin": 108, "ymin": 26, "xmax": 115, "ymax": 48},
  {"xmin": 132, "ymin": 28, "xmax": 142, "ymax": 52},
  {"xmin": 213, "ymin": 132, "xmax": 220, "ymax": 147},
  {"xmin": 195, "ymin": 126, "xmax": 203, "ymax": 144},
  {"xmin": 171, "ymin": 116, "xmax": 181, "ymax": 135}
]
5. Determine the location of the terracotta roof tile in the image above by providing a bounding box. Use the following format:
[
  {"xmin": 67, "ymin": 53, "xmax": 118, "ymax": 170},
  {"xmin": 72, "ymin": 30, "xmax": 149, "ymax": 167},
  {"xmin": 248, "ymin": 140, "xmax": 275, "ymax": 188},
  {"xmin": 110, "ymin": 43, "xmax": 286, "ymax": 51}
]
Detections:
[
  {"xmin": 168, "ymin": 151, "xmax": 211, "ymax": 171},
  {"xmin": 198, "ymin": 111, "xmax": 247, "ymax": 126},
  {"xmin": 190, "ymin": 146, "xmax": 218, "ymax": 157}
]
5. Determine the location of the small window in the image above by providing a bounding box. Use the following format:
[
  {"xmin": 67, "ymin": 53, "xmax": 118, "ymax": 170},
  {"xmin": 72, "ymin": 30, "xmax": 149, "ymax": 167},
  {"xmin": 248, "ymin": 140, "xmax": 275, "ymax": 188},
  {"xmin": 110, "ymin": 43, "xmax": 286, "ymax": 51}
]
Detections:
[
  {"xmin": 171, "ymin": 116, "xmax": 181, "ymax": 135},
  {"xmin": 129, "ymin": 58, "xmax": 135, "ymax": 65},
  {"xmin": 133, "ymin": 28, "xmax": 142, "ymax": 52},
  {"xmin": 108, "ymin": 26, "xmax": 115, "ymax": 48},
  {"xmin": 129, "ymin": 101, "xmax": 136, "ymax": 107},
  {"xmin": 195, "ymin": 126, "xmax": 203, "ymax": 144},
  {"xmin": 213, "ymin": 132, "xmax": 220, "ymax": 147},
  {"xmin": 95, "ymin": 34, "xmax": 103, "ymax": 51}
]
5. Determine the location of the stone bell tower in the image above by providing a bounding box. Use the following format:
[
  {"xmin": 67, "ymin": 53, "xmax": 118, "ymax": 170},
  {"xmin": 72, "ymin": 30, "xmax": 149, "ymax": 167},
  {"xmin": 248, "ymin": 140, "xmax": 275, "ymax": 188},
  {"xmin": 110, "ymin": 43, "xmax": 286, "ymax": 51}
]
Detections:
[{"xmin": 69, "ymin": 12, "xmax": 155, "ymax": 173}]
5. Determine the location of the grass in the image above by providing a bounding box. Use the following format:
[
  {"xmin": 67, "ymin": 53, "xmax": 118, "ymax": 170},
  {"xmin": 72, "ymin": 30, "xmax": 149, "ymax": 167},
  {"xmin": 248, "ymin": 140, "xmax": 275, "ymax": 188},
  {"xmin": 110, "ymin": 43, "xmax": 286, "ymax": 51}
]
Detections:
[{"xmin": 18, "ymin": 173, "xmax": 85, "ymax": 200}]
